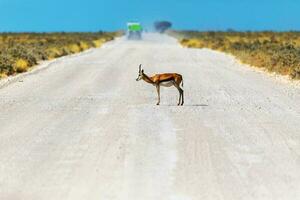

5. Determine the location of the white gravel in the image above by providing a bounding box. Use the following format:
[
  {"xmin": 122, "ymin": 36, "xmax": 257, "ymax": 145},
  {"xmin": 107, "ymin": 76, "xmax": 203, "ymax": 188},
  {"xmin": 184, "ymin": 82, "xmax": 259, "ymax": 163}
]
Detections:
[{"xmin": 0, "ymin": 33, "xmax": 300, "ymax": 200}]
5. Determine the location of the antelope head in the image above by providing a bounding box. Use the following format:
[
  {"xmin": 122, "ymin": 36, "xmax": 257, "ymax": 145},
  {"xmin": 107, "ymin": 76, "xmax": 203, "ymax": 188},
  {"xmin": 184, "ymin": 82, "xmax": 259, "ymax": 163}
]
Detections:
[{"xmin": 136, "ymin": 64, "xmax": 144, "ymax": 81}]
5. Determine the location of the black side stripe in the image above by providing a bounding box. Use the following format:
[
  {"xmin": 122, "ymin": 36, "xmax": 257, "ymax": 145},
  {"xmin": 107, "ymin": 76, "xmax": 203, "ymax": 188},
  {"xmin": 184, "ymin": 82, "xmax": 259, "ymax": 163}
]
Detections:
[{"xmin": 160, "ymin": 77, "xmax": 174, "ymax": 83}]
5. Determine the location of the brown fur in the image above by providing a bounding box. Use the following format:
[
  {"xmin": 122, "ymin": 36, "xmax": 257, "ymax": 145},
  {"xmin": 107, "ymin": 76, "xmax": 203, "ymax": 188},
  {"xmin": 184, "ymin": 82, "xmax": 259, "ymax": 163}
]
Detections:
[{"xmin": 136, "ymin": 65, "xmax": 184, "ymax": 106}]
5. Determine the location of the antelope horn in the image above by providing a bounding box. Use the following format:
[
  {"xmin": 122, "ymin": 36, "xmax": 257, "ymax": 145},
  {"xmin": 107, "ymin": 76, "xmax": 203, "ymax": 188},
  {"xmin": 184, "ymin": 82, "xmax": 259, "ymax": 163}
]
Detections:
[{"xmin": 139, "ymin": 64, "xmax": 142, "ymax": 71}]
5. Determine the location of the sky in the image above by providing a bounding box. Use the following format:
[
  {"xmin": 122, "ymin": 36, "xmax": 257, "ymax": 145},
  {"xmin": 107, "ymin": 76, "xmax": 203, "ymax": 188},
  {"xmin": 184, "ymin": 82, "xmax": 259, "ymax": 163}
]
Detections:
[{"xmin": 0, "ymin": 0, "xmax": 299, "ymax": 32}]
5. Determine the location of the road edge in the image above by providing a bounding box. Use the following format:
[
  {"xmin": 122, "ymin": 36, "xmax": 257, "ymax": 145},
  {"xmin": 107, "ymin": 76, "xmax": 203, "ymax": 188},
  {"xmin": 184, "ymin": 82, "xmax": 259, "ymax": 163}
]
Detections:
[{"xmin": 0, "ymin": 38, "xmax": 119, "ymax": 90}]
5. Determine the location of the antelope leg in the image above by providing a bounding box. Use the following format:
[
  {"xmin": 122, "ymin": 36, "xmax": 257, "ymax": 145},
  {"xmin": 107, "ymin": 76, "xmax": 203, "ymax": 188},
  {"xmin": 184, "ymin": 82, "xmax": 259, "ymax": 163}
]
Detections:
[
  {"xmin": 156, "ymin": 84, "xmax": 160, "ymax": 105},
  {"xmin": 181, "ymin": 89, "xmax": 184, "ymax": 106},
  {"xmin": 173, "ymin": 82, "xmax": 182, "ymax": 106}
]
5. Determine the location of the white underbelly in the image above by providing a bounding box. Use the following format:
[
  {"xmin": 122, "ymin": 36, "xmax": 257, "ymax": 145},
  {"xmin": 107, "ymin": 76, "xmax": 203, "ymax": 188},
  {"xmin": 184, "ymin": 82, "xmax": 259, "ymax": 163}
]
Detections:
[{"xmin": 160, "ymin": 81, "xmax": 174, "ymax": 87}]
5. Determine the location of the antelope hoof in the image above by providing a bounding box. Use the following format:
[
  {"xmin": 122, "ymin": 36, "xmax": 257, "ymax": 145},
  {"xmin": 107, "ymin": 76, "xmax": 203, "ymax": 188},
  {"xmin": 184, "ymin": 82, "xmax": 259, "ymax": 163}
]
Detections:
[{"xmin": 156, "ymin": 102, "xmax": 160, "ymax": 105}]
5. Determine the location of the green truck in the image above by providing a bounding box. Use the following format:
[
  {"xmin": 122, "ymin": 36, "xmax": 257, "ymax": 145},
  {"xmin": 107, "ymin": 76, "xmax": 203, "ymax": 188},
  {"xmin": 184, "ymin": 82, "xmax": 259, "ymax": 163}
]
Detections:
[{"xmin": 127, "ymin": 22, "xmax": 143, "ymax": 40}]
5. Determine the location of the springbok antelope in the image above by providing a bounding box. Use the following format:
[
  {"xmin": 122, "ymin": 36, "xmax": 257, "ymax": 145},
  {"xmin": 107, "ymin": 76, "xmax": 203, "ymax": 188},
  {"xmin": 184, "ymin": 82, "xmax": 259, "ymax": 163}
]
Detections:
[{"xmin": 136, "ymin": 64, "xmax": 184, "ymax": 106}]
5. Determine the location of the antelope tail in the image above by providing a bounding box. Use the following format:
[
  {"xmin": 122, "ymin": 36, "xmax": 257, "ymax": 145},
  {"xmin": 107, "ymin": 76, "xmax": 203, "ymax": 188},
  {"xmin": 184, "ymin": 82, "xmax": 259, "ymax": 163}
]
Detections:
[{"xmin": 182, "ymin": 80, "xmax": 184, "ymax": 87}]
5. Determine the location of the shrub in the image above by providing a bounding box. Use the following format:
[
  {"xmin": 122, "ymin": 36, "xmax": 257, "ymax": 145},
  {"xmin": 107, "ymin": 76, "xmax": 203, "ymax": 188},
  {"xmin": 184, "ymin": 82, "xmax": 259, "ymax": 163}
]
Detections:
[
  {"xmin": 79, "ymin": 41, "xmax": 89, "ymax": 51},
  {"xmin": 93, "ymin": 39, "xmax": 103, "ymax": 47},
  {"xmin": 171, "ymin": 31, "xmax": 300, "ymax": 79},
  {"xmin": 46, "ymin": 47, "xmax": 63, "ymax": 59},
  {"xmin": 68, "ymin": 44, "xmax": 81, "ymax": 53},
  {"xmin": 0, "ymin": 31, "xmax": 121, "ymax": 77},
  {"xmin": 14, "ymin": 59, "xmax": 29, "ymax": 73}
]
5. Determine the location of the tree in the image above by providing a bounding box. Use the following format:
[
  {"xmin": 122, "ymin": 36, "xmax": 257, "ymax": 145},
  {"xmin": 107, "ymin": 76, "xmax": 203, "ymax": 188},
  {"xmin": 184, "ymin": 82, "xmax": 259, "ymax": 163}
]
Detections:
[{"xmin": 154, "ymin": 21, "xmax": 172, "ymax": 33}]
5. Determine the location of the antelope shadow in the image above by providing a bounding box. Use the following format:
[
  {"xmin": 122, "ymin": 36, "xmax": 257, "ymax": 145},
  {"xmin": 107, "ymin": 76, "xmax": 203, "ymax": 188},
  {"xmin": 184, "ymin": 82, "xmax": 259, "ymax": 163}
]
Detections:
[{"xmin": 162, "ymin": 104, "xmax": 208, "ymax": 107}]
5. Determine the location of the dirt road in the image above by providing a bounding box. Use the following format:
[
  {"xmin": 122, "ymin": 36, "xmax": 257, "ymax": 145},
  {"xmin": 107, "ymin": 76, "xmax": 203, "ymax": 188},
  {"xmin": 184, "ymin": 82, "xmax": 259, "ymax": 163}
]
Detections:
[{"xmin": 0, "ymin": 33, "xmax": 300, "ymax": 200}]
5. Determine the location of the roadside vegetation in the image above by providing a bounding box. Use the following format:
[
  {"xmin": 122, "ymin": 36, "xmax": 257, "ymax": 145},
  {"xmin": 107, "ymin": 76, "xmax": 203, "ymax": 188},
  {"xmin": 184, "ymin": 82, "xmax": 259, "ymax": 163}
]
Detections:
[
  {"xmin": 170, "ymin": 31, "xmax": 300, "ymax": 79},
  {"xmin": 0, "ymin": 32, "xmax": 122, "ymax": 78}
]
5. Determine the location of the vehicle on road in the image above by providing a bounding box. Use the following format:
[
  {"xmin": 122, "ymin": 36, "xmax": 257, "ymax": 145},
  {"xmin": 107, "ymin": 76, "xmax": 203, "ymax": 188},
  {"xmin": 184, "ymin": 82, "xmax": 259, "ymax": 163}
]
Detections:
[{"xmin": 127, "ymin": 22, "xmax": 143, "ymax": 40}]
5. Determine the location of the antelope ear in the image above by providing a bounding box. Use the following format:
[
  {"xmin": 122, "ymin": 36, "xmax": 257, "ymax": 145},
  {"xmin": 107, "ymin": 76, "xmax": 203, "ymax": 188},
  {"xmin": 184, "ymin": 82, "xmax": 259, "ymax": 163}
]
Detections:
[{"xmin": 141, "ymin": 69, "xmax": 144, "ymax": 73}]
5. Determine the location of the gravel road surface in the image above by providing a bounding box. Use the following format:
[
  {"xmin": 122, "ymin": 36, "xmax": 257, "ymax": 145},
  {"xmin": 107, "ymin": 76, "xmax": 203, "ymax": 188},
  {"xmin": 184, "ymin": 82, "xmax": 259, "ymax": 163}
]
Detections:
[{"xmin": 0, "ymin": 33, "xmax": 300, "ymax": 200}]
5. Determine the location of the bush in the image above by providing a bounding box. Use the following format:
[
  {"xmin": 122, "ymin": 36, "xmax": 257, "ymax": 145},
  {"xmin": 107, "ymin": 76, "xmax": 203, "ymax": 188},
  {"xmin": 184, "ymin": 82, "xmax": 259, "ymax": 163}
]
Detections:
[
  {"xmin": 0, "ymin": 32, "xmax": 120, "ymax": 77},
  {"xmin": 68, "ymin": 44, "xmax": 81, "ymax": 53},
  {"xmin": 14, "ymin": 59, "xmax": 29, "ymax": 72},
  {"xmin": 154, "ymin": 21, "xmax": 172, "ymax": 33},
  {"xmin": 171, "ymin": 31, "xmax": 300, "ymax": 79}
]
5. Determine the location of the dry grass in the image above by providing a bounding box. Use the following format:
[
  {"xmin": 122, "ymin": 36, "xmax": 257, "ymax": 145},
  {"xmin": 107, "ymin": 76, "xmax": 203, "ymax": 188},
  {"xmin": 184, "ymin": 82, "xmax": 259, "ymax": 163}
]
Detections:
[
  {"xmin": 0, "ymin": 31, "xmax": 122, "ymax": 77},
  {"xmin": 14, "ymin": 59, "xmax": 29, "ymax": 72},
  {"xmin": 170, "ymin": 31, "xmax": 300, "ymax": 79}
]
